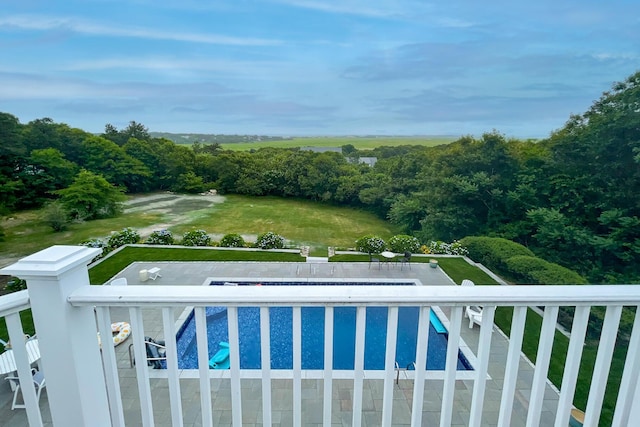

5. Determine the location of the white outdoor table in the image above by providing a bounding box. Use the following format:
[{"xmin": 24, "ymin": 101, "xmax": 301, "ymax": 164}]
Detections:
[{"xmin": 380, "ymin": 251, "xmax": 396, "ymax": 268}]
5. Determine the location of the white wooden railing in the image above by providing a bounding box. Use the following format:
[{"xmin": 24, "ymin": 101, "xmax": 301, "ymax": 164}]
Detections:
[{"xmin": 2, "ymin": 246, "xmax": 640, "ymax": 427}]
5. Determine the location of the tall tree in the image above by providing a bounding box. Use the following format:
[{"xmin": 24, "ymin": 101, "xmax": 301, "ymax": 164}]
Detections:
[{"xmin": 56, "ymin": 170, "xmax": 126, "ymax": 220}]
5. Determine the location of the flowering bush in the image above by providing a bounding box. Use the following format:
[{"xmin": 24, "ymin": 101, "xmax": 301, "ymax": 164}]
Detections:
[
  {"xmin": 388, "ymin": 235, "xmax": 420, "ymax": 253},
  {"xmin": 420, "ymin": 240, "xmax": 468, "ymax": 256},
  {"xmin": 146, "ymin": 229, "xmax": 174, "ymax": 245},
  {"xmin": 220, "ymin": 233, "xmax": 245, "ymax": 248},
  {"xmin": 82, "ymin": 238, "xmax": 106, "ymax": 249},
  {"xmin": 256, "ymin": 231, "xmax": 285, "ymax": 249},
  {"xmin": 107, "ymin": 228, "xmax": 140, "ymax": 249},
  {"xmin": 5, "ymin": 277, "xmax": 26, "ymax": 293},
  {"xmin": 181, "ymin": 230, "xmax": 211, "ymax": 246},
  {"xmin": 355, "ymin": 235, "xmax": 386, "ymax": 254}
]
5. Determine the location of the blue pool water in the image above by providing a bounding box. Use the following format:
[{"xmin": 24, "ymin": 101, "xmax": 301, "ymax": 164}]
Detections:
[{"xmin": 175, "ymin": 282, "xmax": 473, "ymax": 371}]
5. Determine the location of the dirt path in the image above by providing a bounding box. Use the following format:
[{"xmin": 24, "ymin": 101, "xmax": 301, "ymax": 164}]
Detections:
[{"xmin": 124, "ymin": 193, "xmax": 226, "ymax": 238}]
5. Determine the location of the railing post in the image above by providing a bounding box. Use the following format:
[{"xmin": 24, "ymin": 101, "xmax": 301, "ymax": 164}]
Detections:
[{"xmin": 2, "ymin": 245, "xmax": 111, "ymax": 427}]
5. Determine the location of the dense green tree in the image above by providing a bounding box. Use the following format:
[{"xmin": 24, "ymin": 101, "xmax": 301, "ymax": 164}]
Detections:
[
  {"xmin": 56, "ymin": 170, "xmax": 126, "ymax": 220},
  {"xmin": 173, "ymin": 172, "xmax": 207, "ymax": 194},
  {"xmin": 79, "ymin": 136, "xmax": 151, "ymax": 192}
]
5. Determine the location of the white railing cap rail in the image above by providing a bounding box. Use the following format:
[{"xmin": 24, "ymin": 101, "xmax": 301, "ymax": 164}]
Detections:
[
  {"xmin": 68, "ymin": 284, "xmax": 640, "ymax": 307},
  {"xmin": 0, "ymin": 289, "xmax": 30, "ymax": 317}
]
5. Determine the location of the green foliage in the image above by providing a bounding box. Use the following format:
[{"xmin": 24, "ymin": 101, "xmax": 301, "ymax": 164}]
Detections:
[
  {"xmin": 460, "ymin": 236, "xmax": 534, "ymax": 271},
  {"xmin": 42, "ymin": 200, "xmax": 69, "ymax": 232},
  {"xmin": 388, "ymin": 234, "xmax": 420, "ymax": 253},
  {"xmin": 108, "ymin": 227, "xmax": 140, "ymax": 249},
  {"xmin": 4, "ymin": 277, "xmax": 26, "ymax": 293},
  {"xmin": 355, "ymin": 235, "xmax": 386, "ymax": 254},
  {"xmin": 505, "ymin": 255, "xmax": 587, "ymax": 284},
  {"xmin": 255, "ymin": 231, "xmax": 285, "ymax": 249},
  {"xmin": 421, "ymin": 240, "xmax": 469, "ymax": 255},
  {"xmin": 220, "ymin": 233, "xmax": 245, "ymax": 248},
  {"xmin": 146, "ymin": 229, "xmax": 174, "ymax": 245},
  {"xmin": 181, "ymin": 230, "xmax": 211, "ymax": 246},
  {"xmin": 57, "ymin": 170, "xmax": 126, "ymax": 220},
  {"xmin": 173, "ymin": 171, "xmax": 207, "ymax": 194},
  {"xmin": 2, "ymin": 71, "xmax": 640, "ymax": 283}
]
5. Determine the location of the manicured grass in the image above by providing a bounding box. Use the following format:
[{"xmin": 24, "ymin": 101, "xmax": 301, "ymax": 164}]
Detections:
[
  {"xmin": 0, "ymin": 195, "xmax": 398, "ymax": 262},
  {"xmin": 170, "ymin": 195, "xmax": 400, "ymax": 252},
  {"xmin": 488, "ymin": 294, "xmax": 624, "ymax": 426},
  {"xmin": 0, "ymin": 308, "xmax": 35, "ymax": 352},
  {"xmin": 89, "ymin": 246, "xmax": 304, "ymax": 284},
  {"xmin": 0, "ymin": 209, "xmax": 164, "ymax": 262},
  {"xmin": 435, "ymin": 258, "xmax": 498, "ymax": 285},
  {"xmin": 221, "ymin": 136, "xmax": 456, "ymax": 151}
]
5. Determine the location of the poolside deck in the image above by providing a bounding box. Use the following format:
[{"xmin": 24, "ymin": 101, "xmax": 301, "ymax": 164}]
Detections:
[{"xmin": 0, "ymin": 260, "xmax": 559, "ymax": 426}]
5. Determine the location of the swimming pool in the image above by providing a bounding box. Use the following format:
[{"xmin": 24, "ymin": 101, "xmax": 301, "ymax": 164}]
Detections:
[{"xmin": 175, "ymin": 281, "xmax": 473, "ymax": 371}]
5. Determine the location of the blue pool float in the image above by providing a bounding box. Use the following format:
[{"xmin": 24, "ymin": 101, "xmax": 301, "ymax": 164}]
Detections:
[
  {"xmin": 209, "ymin": 342, "xmax": 230, "ymax": 369},
  {"xmin": 430, "ymin": 310, "xmax": 447, "ymax": 334}
]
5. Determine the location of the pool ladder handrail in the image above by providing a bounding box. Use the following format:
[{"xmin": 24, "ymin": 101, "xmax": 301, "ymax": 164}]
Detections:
[{"xmin": 395, "ymin": 361, "xmax": 416, "ymax": 384}]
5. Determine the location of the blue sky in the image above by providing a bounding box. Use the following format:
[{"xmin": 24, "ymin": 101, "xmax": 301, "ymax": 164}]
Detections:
[{"xmin": 1, "ymin": 1, "xmax": 639, "ymax": 137}]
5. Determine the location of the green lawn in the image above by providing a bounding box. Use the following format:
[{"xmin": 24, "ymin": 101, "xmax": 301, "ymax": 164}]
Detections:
[
  {"xmin": 168, "ymin": 195, "xmax": 400, "ymax": 254},
  {"xmin": 0, "ymin": 195, "xmax": 399, "ymax": 261},
  {"xmin": 438, "ymin": 266, "xmax": 621, "ymax": 426},
  {"xmin": 0, "ymin": 210, "xmax": 164, "ymax": 262},
  {"xmin": 89, "ymin": 246, "xmax": 304, "ymax": 284},
  {"xmin": 221, "ymin": 136, "xmax": 456, "ymax": 151}
]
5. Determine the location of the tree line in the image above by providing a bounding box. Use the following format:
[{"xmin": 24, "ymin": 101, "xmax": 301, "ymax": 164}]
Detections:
[{"xmin": 1, "ymin": 71, "xmax": 638, "ymax": 283}]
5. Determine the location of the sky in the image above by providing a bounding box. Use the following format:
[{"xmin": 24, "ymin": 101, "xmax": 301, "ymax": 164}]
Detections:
[{"xmin": 1, "ymin": 1, "xmax": 639, "ymax": 138}]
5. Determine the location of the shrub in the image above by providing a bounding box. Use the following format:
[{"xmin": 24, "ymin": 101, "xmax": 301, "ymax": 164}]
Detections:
[
  {"xmin": 80, "ymin": 238, "xmax": 108, "ymax": 261},
  {"xmin": 504, "ymin": 255, "xmax": 552, "ymax": 282},
  {"xmin": 355, "ymin": 235, "xmax": 386, "ymax": 254},
  {"xmin": 256, "ymin": 231, "xmax": 285, "ymax": 249},
  {"xmin": 505, "ymin": 255, "xmax": 586, "ymax": 284},
  {"xmin": 529, "ymin": 264, "xmax": 587, "ymax": 285},
  {"xmin": 422, "ymin": 240, "xmax": 469, "ymax": 256},
  {"xmin": 5, "ymin": 277, "xmax": 26, "ymax": 293},
  {"xmin": 146, "ymin": 229, "xmax": 174, "ymax": 245},
  {"xmin": 43, "ymin": 200, "xmax": 69, "ymax": 232},
  {"xmin": 220, "ymin": 233, "xmax": 245, "ymax": 248},
  {"xmin": 459, "ymin": 236, "xmax": 533, "ymax": 270},
  {"xmin": 388, "ymin": 235, "xmax": 420, "ymax": 253},
  {"xmin": 108, "ymin": 228, "xmax": 140, "ymax": 250},
  {"xmin": 181, "ymin": 229, "xmax": 211, "ymax": 246}
]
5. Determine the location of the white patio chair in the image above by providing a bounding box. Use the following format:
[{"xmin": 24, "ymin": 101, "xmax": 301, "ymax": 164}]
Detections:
[
  {"xmin": 5, "ymin": 368, "xmax": 46, "ymax": 410},
  {"xmin": 465, "ymin": 306, "xmax": 483, "ymax": 328}
]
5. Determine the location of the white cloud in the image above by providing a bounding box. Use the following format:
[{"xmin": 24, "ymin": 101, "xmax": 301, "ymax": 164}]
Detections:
[
  {"xmin": 271, "ymin": 0, "xmax": 427, "ymax": 19},
  {"xmin": 0, "ymin": 14, "xmax": 281, "ymax": 46}
]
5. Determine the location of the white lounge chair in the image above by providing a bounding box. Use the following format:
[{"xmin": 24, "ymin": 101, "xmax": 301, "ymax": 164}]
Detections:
[
  {"xmin": 5, "ymin": 368, "xmax": 46, "ymax": 410},
  {"xmin": 465, "ymin": 306, "xmax": 483, "ymax": 328},
  {"xmin": 461, "ymin": 279, "xmax": 485, "ymax": 328}
]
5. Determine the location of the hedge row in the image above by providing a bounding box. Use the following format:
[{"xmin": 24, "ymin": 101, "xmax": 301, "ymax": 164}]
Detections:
[
  {"xmin": 459, "ymin": 236, "xmax": 638, "ymax": 344},
  {"xmin": 459, "ymin": 236, "xmax": 587, "ymax": 285}
]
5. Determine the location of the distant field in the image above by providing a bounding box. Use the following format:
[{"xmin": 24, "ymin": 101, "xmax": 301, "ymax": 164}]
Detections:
[{"xmin": 220, "ymin": 136, "xmax": 458, "ymax": 151}]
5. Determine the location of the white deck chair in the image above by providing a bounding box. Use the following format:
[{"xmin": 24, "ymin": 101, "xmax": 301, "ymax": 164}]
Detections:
[
  {"xmin": 465, "ymin": 306, "xmax": 484, "ymax": 328},
  {"xmin": 5, "ymin": 368, "xmax": 46, "ymax": 410},
  {"xmin": 461, "ymin": 279, "xmax": 484, "ymax": 328}
]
